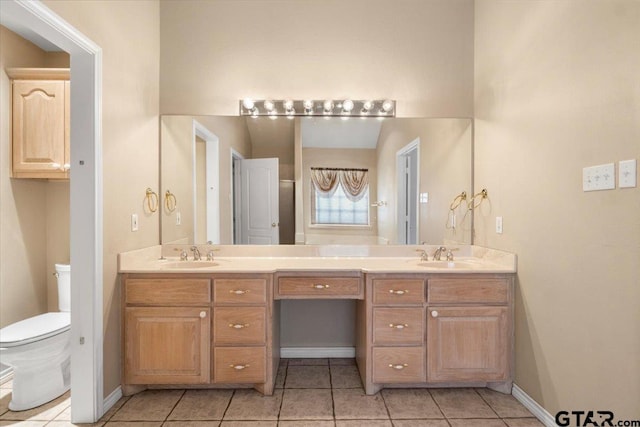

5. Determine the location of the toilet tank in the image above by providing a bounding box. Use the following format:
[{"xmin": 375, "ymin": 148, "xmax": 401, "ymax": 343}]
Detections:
[{"xmin": 55, "ymin": 264, "xmax": 71, "ymax": 312}]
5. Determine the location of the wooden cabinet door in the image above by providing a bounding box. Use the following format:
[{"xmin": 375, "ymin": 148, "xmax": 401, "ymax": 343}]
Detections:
[
  {"xmin": 124, "ymin": 306, "xmax": 210, "ymax": 384},
  {"xmin": 427, "ymin": 306, "xmax": 509, "ymax": 382},
  {"xmin": 12, "ymin": 80, "xmax": 68, "ymax": 179}
]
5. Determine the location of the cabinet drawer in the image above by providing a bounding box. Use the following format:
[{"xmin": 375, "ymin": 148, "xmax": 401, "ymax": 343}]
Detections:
[
  {"xmin": 373, "ymin": 308, "xmax": 424, "ymax": 345},
  {"xmin": 214, "ymin": 279, "xmax": 267, "ymax": 304},
  {"xmin": 428, "ymin": 278, "xmax": 509, "ymax": 304},
  {"xmin": 372, "ymin": 279, "xmax": 425, "ymax": 305},
  {"xmin": 277, "ymin": 276, "xmax": 361, "ymax": 298},
  {"xmin": 214, "ymin": 347, "xmax": 266, "ymax": 383},
  {"xmin": 125, "ymin": 278, "xmax": 211, "ymax": 305},
  {"xmin": 372, "ymin": 347, "xmax": 425, "ymax": 383},
  {"xmin": 214, "ymin": 307, "xmax": 266, "ymax": 345}
]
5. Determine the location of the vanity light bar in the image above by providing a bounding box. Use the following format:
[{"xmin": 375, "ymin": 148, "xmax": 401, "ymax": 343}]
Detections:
[{"xmin": 239, "ymin": 99, "xmax": 396, "ymax": 118}]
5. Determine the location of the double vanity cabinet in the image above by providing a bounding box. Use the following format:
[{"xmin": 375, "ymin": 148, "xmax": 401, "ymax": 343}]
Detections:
[{"xmin": 119, "ymin": 247, "xmax": 515, "ymax": 396}]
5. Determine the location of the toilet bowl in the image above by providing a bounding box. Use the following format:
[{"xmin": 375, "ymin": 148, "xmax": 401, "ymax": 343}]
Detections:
[{"xmin": 0, "ymin": 264, "xmax": 71, "ymax": 411}]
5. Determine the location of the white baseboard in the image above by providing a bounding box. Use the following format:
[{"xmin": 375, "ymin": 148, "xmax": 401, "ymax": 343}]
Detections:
[
  {"xmin": 281, "ymin": 347, "xmax": 355, "ymax": 358},
  {"xmin": 103, "ymin": 386, "xmax": 123, "ymax": 416},
  {"xmin": 512, "ymin": 383, "xmax": 556, "ymax": 427},
  {"xmin": 0, "ymin": 367, "xmax": 13, "ymax": 385}
]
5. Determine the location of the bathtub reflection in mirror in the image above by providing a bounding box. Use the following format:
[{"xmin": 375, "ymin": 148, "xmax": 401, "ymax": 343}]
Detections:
[{"xmin": 160, "ymin": 115, "xmax": 473, "ymax": 246}]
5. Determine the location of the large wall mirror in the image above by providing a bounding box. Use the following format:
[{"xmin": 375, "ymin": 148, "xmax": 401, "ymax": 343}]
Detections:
[{"xmin": 160, "ymin": 115, "xmax": 473, "ymax": 246}]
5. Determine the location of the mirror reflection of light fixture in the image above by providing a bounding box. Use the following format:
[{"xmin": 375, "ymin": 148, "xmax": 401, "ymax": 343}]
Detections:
[{"xmin": 239, "ymin": 99, "xmax": 396, "ymax": 117}]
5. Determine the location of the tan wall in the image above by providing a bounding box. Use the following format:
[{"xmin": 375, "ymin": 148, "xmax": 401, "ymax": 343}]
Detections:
[
  {"xmin": 159, "ymin": 0, "xmax": 474, "ymax": 117},
  {"xmin": 474, "ymin": 0, "xmax": 640, "ymax": 418},
  {"xmin": 376, "ymin": 119, "xmax": 473, "ymax": 245},
  {"xmin": 301, "ymin": 147, "xmax": 378, "ymax": 240},
  {"xmin": 43, "ymin": 0, "xmax": 161, "ymax": 396},
  {"xmin": 0, "ymin": 27, "xmax": 71, "ymax": 326}
]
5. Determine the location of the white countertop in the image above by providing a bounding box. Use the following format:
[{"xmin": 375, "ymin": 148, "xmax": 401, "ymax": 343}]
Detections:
[{"xmin": 118, "ymin": 245, "xmax": 516, "ymax": 274}]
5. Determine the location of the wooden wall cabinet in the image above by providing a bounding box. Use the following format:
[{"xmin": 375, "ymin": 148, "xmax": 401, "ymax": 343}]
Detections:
[{"xmin": 7, "ymin": 68, "xmax": 70, "ymax": 179}]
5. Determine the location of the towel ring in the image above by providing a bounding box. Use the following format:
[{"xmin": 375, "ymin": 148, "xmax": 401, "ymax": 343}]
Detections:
[
  {"xmin": 165, "ymin": 190, "xmax": 177, "ymax": 213},
  {"xmin": 145, "ymin": 188, "xmax": 158, "ymax": 213},
  {"xmin": 449, "ymin": 191, "xmax": 467, "ymax": 211},
  {"xmin": 467, "ymin": 189, "xmax": 488, "ymax": 210}
]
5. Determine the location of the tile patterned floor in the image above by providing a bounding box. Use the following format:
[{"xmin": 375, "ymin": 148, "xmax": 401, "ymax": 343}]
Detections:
[{"xmin": 0, "ymin": 358, "xmax": 544, "ymax": 426}]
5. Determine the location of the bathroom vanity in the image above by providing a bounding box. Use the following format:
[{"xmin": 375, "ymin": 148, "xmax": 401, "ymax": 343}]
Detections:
[{"xmin": 118, "ymin": 245, "xmax": 516, "ymax": 396}]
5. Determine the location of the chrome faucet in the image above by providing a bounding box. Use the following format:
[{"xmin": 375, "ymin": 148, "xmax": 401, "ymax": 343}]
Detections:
[
  {"xmin": 415, "ymin": 249, "xmax": 429, "ymax": 261},
  {"xmin": 433, "ymin": 246, "xmax": 447, "ymax": 261},
  {"xmin": 190, "ymin": 246, "xmax": 201, "ymax": 261}
]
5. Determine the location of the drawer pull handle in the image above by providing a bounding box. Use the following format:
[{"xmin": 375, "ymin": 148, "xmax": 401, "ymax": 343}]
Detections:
[
  {"xmin": 431, "ymin": 310, "xmax": 439, "ymax": 318},
  {"xmin": 230, "ymin": 364, "xmax": 249, "ymax": 370},
  {"xmin": 312, "ymin": 284, "xmax": 330, "ymax": 289},
  {"xmin": 389, "ymin": 289, "xmax": 409, "ymax": 295},
  {"xmin": 199, "ymin": 311, "xmax": 207, "ymax": 318},
  {"xmin": 389, "ymin": 363, "xmax": 408, "ymax": 370},
  {"xmin": 230, "ymin": 289, "xmax": 250, "ymax": 295},
  {"xmin": 389, "ymin": 323, "xmax": 409, "ymax": 329},
  {"xmin": 229, "ymin": 323, "xmax": 250, "ymax": 329}
]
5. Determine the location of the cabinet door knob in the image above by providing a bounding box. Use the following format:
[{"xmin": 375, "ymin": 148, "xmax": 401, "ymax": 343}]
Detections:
[
  {"xmin": 230, "ymin": 289, "xmax": 249, "ymax": 295},
  {"xmin": 389, "ymin": 289, "xmax": 408, "ymax": 295},
  {"xmin": 389, "ymin": 323, "xmax": 409, "ymax": 329},
  {"xmin": 312, "ymin": 284, "xmax": 330, "ymax": 289},
  {"xmin": 230, "ymin": 364, "xmax": 249, "ymax": 370},
  {"xmin": 229, "ymin": 323, "xmax": 249, "ymax": 329},
  {"xmin": 431, "ymin": 310, "xmax": 438, "ymax": 318},
  {"xmin": 388, "ymin": 363, "xmax": 408, "ymax": 370},
  {"xmin": 199, "ymin": 311, "xmax": 207, "ymax": 318}
]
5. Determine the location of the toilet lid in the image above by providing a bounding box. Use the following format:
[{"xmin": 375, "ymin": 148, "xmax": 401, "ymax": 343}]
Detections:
[{"xmin": 0, "ymin": 312, "xmax": 70, "ymax": 348}]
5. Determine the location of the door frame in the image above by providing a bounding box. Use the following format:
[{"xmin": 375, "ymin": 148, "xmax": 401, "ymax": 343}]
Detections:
[
  {"xmin": 1, "ymin": 0, "xmax": 103, "ymax": 422},
  {"xmin": 396, "ymin": 138, "xmax": 420, "ymax": 244},
  {"xmin": 230, "ymin": 149, "xmax": 244, "ymax": 244},
  {"xmin": 192, "ymin": 120, "xmax": 220, "ymax": 244}
]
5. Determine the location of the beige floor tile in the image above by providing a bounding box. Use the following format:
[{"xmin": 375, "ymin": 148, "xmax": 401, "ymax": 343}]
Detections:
[
  {"xmin": 382, "ymin": 389, "xmax": 443, "ymax": 419},
  {"xmin": 47, "ymin": 422, "xmax": 105, "ymax": 427},
  {"xmin": 110, "ymin": 390, "xmax": 183, "ymax": 421},
  {"xmin": 219, "ymin": 421, "xmax": 277, "ymax": 426},
  {"xmin": 275, "ymin": 366, "xmax": 286, "ymax": 389},
  {"xmin": 104, "ymin": 422, "xmax": 162, "ymax": 427},
  {"xmin": 0, "ymin": 381, "xmax": 12, "ymax": 390},
  {"xmin": 0, "ymin": 390, "xmax": 70, "ymax": 421},
  {"xmin": 391, "ymin": 420, "xmax": 449, "ymax": 427},
  {"xmin": 223, "ymin": 389, "xmax": 282, "ymax": 421},
  {"xmin": 503, "ymin": 418, "xmax": 545, "ymax": 427},
  {"xmin": 164, "ymin": 422, "xmax": 221, "ymax": 426},
  {"xmin": 329, "ymin": 358, "xmax": 356, "ymax": 366},
  {"xmin": 285, "ymin": 366, "xmax": 331, "ymax": 389},
  {"xmin": 330, "ymin": 365, "xmax": 362, "ymax": 389},
  {"xmin": 448, "ymin": 419, "xmax": 507, "ymax": 427},
  {"xmin": 430, "ymin": 388, "xmax": 497, "ymax": 419},
  {"xmin": 288, "ymin": 359, "xmax": 329, "ymax": 366},
  {"xmin": 167, "ymin": 389, "xmax": 232, "ymax": 420},
  {"xmin": 0, "ymin": 421, "xmax": 48, "ymax": 426},
  {"xmin": 279, "ymin": 420, "xmax": 335, "ymax": 426},
  {"xmin": 279, "ymin": 389, "xmax": 333, "ymax": 421},
  {"xmin": 0, "ymin": 389, "xmax": 11, "ymax": 416},
  {"xmin": 98, "ymin": 396, "xmax": 131, "ymax": 423},
  {"xmin": 332, "ymin": 389, "xmax": 389, "ymax": 420},
  {"xmin": 476, "ymin": 389, "xmax": 534, "ymax": 418},
  {"xmin": 336, "ymin": 421, "xmax": 392, "ymax": 427}
]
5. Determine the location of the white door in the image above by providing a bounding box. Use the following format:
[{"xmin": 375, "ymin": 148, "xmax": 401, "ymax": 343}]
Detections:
[
  {"xmin": 240, "ymin": 158, "xmax": 279, "ymax": 244},
  {"xmin": 396, "ymin": 139, "xmax": 420, "ymax": 244}
]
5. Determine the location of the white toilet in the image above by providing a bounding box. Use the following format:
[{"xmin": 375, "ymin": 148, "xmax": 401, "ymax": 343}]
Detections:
[{"xmin": 0, "ymin": 264, "xmax": 71, "ymax": 411}]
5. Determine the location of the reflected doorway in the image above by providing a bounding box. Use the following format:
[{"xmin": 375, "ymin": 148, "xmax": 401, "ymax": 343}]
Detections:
[{"xmin": 396, "ymin": 138, "xmax": 420, "ymax": 244}]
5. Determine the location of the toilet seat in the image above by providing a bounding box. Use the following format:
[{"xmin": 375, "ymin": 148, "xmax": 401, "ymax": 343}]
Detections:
[{"xmin": 0, "ymin": 312, "xmax": 70, "ymax": 348}]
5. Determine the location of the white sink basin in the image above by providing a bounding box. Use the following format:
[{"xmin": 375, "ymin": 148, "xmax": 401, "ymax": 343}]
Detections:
[{"xmin": 161, "ymin": 261, "xmax": 219, "ymax": 269}]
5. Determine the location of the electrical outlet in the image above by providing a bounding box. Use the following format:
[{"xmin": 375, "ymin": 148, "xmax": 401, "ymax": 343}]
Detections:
[
  {"xmin": 496, "ymin": 216, "xmax": 503, "ymax": 234},
  {"xmin": 583, "ymin": 163, "xmax": 615, "ymax": 191},
  {"xmin": 619, "ymin": 159, "xmax": 637, "ymax": 188},
  {"xmin": 131, "ymin": 214, "xmax": 138, "ymax": 232},
  {"xmin": 176, "ymin": 211, "xmax": 181, "ymax": 226}
]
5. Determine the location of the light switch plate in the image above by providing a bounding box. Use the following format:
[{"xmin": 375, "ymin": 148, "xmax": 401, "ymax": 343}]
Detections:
[
  {"xmin": 619, "ymin": 159, "xmax": 637, "ymax": 188},
  {"xmin": 496, "ymin": 216, "xmax": 503, "ymax": 234},
  {"xmin": 131, "ymin": 214, "xmax": 138, "ymax": 232},
  {"xmin": 176, "ymin": 211, "xmax": 181, "ymax": 226},
  {"xmin": 583, "ymin": 163, "xmax": 615, "ymax": 191}
]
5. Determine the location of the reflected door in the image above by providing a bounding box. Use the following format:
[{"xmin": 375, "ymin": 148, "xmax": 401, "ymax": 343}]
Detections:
[{"xmin": 239, "ymin": 158, "xmax": 279, "ymax": 244}]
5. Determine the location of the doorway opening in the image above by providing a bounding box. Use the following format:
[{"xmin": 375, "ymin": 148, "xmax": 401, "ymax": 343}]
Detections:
[
  {"xmin": 396, "ymin": 138, "xmax": 420, "ymax": 244},
  {"xmin": 192, "ymin": 120, "xmax": 219, "ymax": 244}
]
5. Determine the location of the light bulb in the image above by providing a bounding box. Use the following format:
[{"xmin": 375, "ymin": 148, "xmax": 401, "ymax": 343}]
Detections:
[
  {"xmin": 303, "ymin": 100, "xmax": 314, "ymax": 110},
  {"xmin": 284, "ymin": 99, "xmax": 294, "ymax": 111},
  {"xmin": 242, "ymin": 98, "xmax": 255, "ymax": 110},
  {"xmin": 250, "ymin": 107, "xmax": 259, "ymax": 118},
  {"xmin": 264, "ymin": 100, "xmax": 275, "ymax": 112},
  {"xmin": 342, "ymin": 99, "xmax": 354, "ymax": 112},
  {"xmin": 362, "ymin": 101, "xmax": 373, "ymax": 111},
  {"xmin": 382, "ymin": 99, "xmax": 394, "ymax": 112},
  {"xmin": 323, "ymin": 100, "xmax": 334, "ymax": 113}
]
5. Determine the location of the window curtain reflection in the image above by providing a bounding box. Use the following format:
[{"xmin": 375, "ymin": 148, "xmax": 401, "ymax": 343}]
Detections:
[{"xmin": 310, "ymin": 167, "xmax": 368, "ymax": 201}]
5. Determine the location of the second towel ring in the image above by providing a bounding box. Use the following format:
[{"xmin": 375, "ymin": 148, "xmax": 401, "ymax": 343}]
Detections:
[
  {"xmin": 145, "ymin": 188, "xmax": 158, "ymax": 213},
  {"xmin": 467, "ymin": 189, "xmax": 488, "ymax": 210},
  {"xmin": 165, "ymin": 190, "xmax": 177, "ymax": 213},
  {"xmin": 449, "ymin": 191, "xmax": 467, "ymax": 211}
]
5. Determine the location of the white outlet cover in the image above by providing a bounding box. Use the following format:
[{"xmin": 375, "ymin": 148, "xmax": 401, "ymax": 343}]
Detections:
[
  {"xmin": 131, "ymin": 214, "xmax": 138, "ymax": 232},
  {"xmin": 176, "ymin": 211, "xmax": 181, "ymax": 226},
  {"xmin": 496, "ymin": 216, "xmax": 503, "ymax": 234},
  {"xmin": 619, "ymin": 159, "xmax": 637, "ymax": 188}
]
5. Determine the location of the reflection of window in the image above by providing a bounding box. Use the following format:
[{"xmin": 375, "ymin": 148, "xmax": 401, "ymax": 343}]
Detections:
[{"xmin": 310, "ymin": 168, "xmax": 369, "ymax": 226}]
